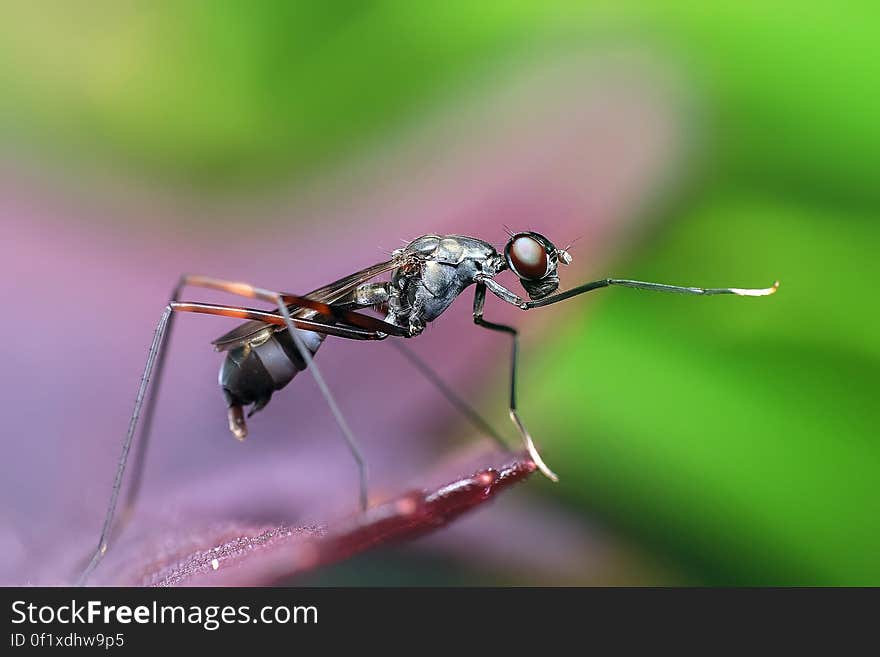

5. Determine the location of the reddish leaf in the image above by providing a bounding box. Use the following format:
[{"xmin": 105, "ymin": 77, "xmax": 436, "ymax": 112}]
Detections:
[{"xmin": 108, "ymin": 455, "xmax": 536, "ymax": 586}]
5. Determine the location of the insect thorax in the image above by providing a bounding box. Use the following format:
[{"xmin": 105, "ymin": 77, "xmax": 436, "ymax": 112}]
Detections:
[{"xmin": 386, "ymin": 234, "xmax": 503, "ymax": 333}]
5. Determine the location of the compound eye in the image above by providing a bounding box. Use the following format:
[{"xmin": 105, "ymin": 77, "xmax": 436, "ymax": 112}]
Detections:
[{"xmin": 509, "ymin": 235, "xmax": 549, "ymax": 280}]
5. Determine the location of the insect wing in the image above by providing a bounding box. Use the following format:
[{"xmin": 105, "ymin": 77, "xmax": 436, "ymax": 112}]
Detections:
[{"xmin": 211, "ymin": 256, "xmax": 403, "ymax": 351}]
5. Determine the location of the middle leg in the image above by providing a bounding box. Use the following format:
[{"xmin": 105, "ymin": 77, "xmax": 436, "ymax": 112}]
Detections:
[{"xmin": 388, "ymin": 340, "xmax": 509, "ymax": 451}]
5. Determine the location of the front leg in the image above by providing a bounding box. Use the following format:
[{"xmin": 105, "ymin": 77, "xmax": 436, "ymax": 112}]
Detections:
[
  {"xmin": 477, "ymin": 276, "xmax": 529, "ymax": 309},
  {"xmin": 477, "ymin": 273, "xmax": 778, "ymax": 310},
  {"xmin": 472, "ymin": 283, "xmax": 559, "ymax": 482}
]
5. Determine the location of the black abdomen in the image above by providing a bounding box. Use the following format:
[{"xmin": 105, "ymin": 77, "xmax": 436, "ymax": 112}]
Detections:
[{"xmin": 219, "ymin": 329, "xmax": 324, "ymax": 415}]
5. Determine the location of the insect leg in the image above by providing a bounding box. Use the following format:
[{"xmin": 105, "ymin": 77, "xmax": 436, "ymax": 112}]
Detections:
[
  {"xmin": 472, "ymin": 283, "xmax": 559, "ymax": 482},
  {"xmin": 116, "ymin": 277, "xmax": 195, "ymax": 553},
  {"xmin": 77, "ymin": 304, "xmax": 173, "ymax": 586},
  {"xmin": 180, "ymin": 274, "xmax": 410, "ymax": 336},
  {"xmin": 275, "ymin": 298, "xmax": 369, "ymax": 511},
  {"xmin": 388, "ymin": 340, "xmax": 509, "ymax": 451},
  {"xmin": 78, "ymin": 301, "xmax": 382, "ymax": 585},
  {"xmin": 479, "ymin": 276, "xmax": 778, "ymax": 311},
  {"xmin": 170, "ymin": 302, "xmax": 383, "ymax": 338}
]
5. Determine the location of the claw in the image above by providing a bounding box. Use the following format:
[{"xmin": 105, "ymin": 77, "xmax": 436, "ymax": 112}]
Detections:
[
  {"xmin": 730, "ymin": 280, "xmax": 780, "ymax": 297},
  {"xmin": 509, "ymin": 409, "xmax": 559, "ymax": 482}
]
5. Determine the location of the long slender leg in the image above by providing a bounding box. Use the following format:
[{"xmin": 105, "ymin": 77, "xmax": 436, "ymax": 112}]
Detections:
[
  {"xmin": 77, "ymin": 305, "xmax": 173, "ymax": 586},
  {"xmin": 182, "ymin": 274, "xmax": 410, "ymax": 336},
  {"xmin": 388, "ymin": 340, "xmax": 509, "ymax": 450},
  {"xmin": 527, "ymin": 278, "xmax": 779, "ymax": 308},
  {"xmin": 78, "ymin": 301, "xmax": 383, "ymax": 585},
  {"xmin": 472, "ymin": 283, "xmax": 559, "ymax": 482},
  {"xmin": 114, "ymin": 278, "xmax": 185, "ymax": 548},
  {"xmin": 170, "ymin": 302, "xmax": 383, "ymax": 339},
  {"xmin": 479, "ymin": 275, "xmax": 778, "ymax": 310},
  {"xmin": 275, "ymin": 298, "xmax": 369, "ymax": 511}
]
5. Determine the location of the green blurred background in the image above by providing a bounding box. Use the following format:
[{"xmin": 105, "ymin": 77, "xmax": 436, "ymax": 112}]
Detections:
[{"xmin": 2, "ymin": 2, "xmax": 877, "ymax": 585}]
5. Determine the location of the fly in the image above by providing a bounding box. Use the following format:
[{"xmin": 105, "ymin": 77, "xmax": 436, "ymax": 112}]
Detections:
[{"xmin": 78, "ymin": 231, "xmax": 778, "ymax": 584}]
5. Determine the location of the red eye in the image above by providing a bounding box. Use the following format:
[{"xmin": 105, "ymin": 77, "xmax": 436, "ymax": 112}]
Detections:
[{"xmin": 508, "ymin": 235, "xmax": 548, "ymax": 279}]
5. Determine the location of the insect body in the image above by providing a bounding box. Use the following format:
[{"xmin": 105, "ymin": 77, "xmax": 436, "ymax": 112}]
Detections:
[
  {"xmin": 214, "ymin": 234, "xmax": 507, "ymax": 439},
  {"xmin": 215, "ymin": 234, "xmax": 558, "ymax": 441},
  {"xmin": 78, "ymin": 230, "xmax": 778, "ymax": 584}
]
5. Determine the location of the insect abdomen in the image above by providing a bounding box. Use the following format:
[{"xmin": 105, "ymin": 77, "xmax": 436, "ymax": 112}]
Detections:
[{"xmin": 219, "ymin": 329, "xmax": 325, "ymax": 414}]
